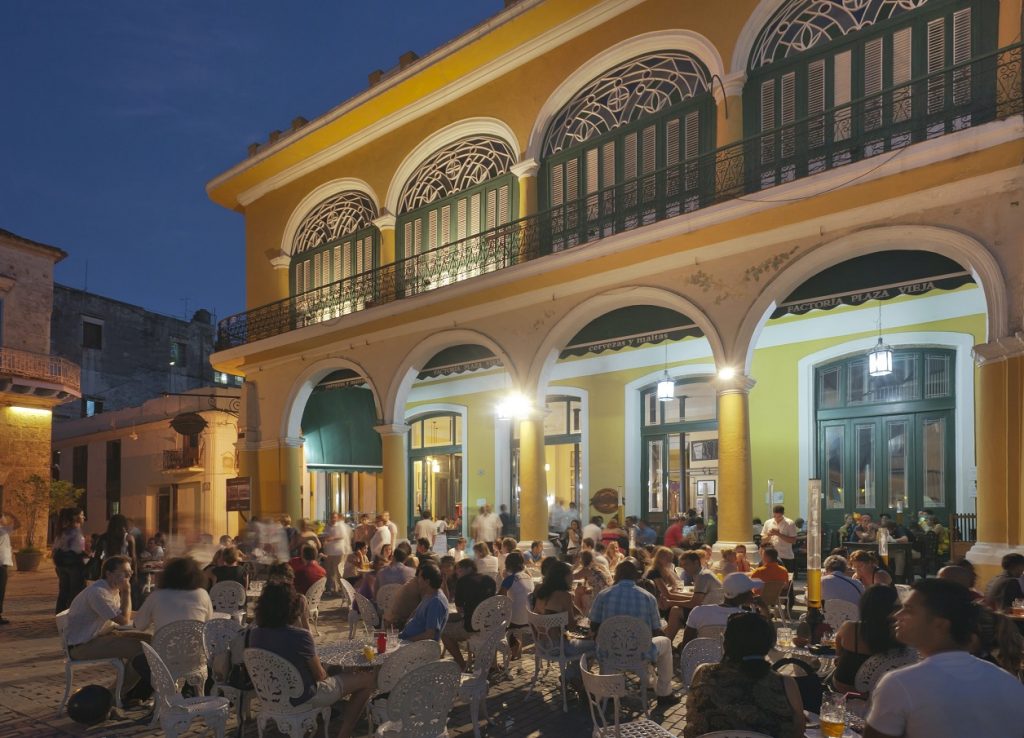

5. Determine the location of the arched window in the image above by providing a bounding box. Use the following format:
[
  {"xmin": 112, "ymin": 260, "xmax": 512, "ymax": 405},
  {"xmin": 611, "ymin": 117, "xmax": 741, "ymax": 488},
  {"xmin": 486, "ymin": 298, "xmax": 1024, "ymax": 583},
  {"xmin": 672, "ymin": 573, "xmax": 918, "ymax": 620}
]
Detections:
[
  {"xmin": 396, "ymin": 135, "xmax": 517, "ymax": 260},
  {"xmin": 540, "ymin": 50, "xmax": 715, "ymax": 250},
  {"xmin": 746, "ymin": 0, "xmax": 998, "ymax": 188},
  {"xmin": 290, "ymin": 190, "xmax": 379, "ymax": 296}
]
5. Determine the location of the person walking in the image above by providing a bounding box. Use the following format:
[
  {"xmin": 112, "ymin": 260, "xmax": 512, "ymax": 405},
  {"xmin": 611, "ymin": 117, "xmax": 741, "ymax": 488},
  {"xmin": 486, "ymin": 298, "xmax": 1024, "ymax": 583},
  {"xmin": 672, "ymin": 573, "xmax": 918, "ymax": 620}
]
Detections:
[
  {"xmin": 53, "ymin": 507, "xmax": 88, "ymax": 613},
  {"xmin": 0, "ymin": 509, "xmax": 19, "ymax": 624},
  {"xmin": 322, "ymin": 512, "xmax": 351, "ymax": 595}
]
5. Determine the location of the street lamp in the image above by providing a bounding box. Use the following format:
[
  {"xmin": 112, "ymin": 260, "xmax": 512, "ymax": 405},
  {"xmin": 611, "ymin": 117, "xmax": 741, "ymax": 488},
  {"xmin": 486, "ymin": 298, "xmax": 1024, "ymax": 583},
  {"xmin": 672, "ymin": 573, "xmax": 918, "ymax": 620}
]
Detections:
[{"xmin": 868, "ymin": 303, "xmax": 893, "ymax": 377}]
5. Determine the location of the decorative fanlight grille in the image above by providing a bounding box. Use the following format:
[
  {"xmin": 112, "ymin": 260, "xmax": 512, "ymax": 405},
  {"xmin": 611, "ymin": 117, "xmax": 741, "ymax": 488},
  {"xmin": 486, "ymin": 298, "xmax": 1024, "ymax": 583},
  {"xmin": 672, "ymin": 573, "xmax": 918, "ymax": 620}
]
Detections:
[
  {"xmin": 750, "ymin": 0, "xmax": 931, "ymax": 70},
  {"xmin": 543, "ymin": 51, "xmax": 712, "ymax": 156},
  {"xmin": 293, "ymin": 191, "xmax": 378, "ymax": 254},
  {"xmin": 398, "ymin": 136, "xmax": 516, "ymax": 214}
]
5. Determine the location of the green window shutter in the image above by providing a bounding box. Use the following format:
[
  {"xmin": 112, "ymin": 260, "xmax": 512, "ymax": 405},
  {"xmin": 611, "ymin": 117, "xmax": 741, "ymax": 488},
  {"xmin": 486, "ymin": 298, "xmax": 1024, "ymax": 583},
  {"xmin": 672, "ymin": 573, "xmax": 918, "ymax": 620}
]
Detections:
[
  {"xmin": 333, "ymin": 246, "xmax": 341, "ymax": 282},
  {"xmin": 642, "ymin": 124, "xmax": 657, "ymax": 175},
  {"xmin": 927, "ymin": 18, "xmax": 946, "ymax": 113},
  {"xmin": 498, "ymin": 184, "xmax": 510, "ymax": 224},
  {"xmin": 684, "ymin": 110, "xmax": 700, "ymax": 191},
  {"xmin": 586, "ymin": 147, "xmax": 599, "ymax": 194},
  {"xmin": 665, "ymin": 118, "xmax": 680, "ymax": 166},
  {"xmin": 834, "ymin": 49, "xmax": 853, "ymax": 141},
  {"xmin": 864, "ymin": 37, "xmax": 884, "ymax": 131},
  {"xmin": 602, "ymin": 141, "xmax": 615, "ymax": 188},
  {"xmin": 760, "ymin": 78, "xmax": 776, "ymax": 163},
  {"xmin": 892, "ymin": 26, "xmax": 913, "ymax": 123},
  {"xmin": 952, "ymin": 7, "xmax": 973, "ymax": 105},
  {"xmin": 780, "ymin": 71, "xmax": 796, "ymax": 159},
  {"xmin": 469, "ymin": 193, "xmax": 481, "ymax": 235},
  {"xmin": 486, "ymin": 189, "xmax": 497, "ymax": 230},
  {"xmin": 456, "ymin": 199, "xmax": 467, "ymax": 241},
  {"xmin": 440, "ymin": 204, "xmax": 451, "ymax": 246}
]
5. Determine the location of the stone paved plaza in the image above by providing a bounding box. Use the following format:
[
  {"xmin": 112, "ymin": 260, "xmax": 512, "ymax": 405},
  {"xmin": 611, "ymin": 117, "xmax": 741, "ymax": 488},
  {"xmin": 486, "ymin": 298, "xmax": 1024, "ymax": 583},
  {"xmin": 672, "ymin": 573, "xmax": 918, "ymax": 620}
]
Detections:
[{"xmin": 0, "ymin": 569, "xmax": 689, "ymax": 738}]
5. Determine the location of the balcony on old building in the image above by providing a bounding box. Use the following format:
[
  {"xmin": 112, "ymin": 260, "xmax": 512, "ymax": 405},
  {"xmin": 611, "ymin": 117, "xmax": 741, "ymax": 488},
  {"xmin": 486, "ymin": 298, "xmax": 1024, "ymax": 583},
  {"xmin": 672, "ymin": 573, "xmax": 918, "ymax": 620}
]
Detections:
[
  {"xmin": 162, "ymin": 447, "xmax": 203, "ymax": 473},
  {"xmin": 0, "ymin": 345, "xmax": 81, "ymax": 406},
  {"xmin": 216, "ymin": 44, "xmax": 1024, "ymax": 351}
]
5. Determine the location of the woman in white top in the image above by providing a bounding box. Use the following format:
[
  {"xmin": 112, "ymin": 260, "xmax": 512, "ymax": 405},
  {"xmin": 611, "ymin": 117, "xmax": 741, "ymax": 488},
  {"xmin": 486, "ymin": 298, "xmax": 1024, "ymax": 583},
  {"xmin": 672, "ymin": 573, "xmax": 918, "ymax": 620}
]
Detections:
[
  {"xmin": 498, "ymin": 552, "xmax": 535, "ymax": 659},
  {"xmin": 432, "ymin": 518, "xmax": 449, "ymax": 555},
  {"xmin": 133, "ymin": 556, "xmax": 213, "ymax": 633}
]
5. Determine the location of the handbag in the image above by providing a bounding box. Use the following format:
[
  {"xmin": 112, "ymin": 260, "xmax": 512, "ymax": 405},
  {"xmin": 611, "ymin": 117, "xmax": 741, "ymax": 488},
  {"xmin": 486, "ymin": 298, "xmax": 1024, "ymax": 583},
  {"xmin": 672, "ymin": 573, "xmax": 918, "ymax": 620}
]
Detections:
[
  {"xmin": 226, "ymin": 628, "xmax": 253, "ymax": 691},
  {"xmin": 772, "ymin": 656, "xmax": 824, "ymax": 714}
]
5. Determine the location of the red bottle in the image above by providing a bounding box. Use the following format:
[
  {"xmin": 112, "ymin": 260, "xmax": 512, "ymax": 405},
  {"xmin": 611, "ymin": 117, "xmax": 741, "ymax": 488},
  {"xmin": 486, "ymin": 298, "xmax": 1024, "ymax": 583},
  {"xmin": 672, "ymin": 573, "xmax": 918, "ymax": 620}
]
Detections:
[{"xmin": 376, "ymin": 631, "xmax": 387, "ymax": 654}]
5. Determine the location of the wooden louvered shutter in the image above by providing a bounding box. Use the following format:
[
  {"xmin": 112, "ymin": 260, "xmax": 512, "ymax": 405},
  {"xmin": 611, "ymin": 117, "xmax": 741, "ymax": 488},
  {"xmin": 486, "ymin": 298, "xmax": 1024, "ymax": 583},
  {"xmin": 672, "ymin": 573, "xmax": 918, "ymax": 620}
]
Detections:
[
  {"xmin": 864, "ymin": 37, "xmax": 884, "ymax": 130},
  {"xmin": 550, "ymin": 163, "xmax": 564, "ymax": 206},
  {"xmin": 760, "ymin": 78, "xmax": 776, "ymax": 163},
  {"xmin": 892, "ymin": 27, "xmax": 913, "ymax": 122},
  {"xmin": 683, "ymin": 110, "xmax": 700, "ymax": 191},
  {"xmin": 927, "ymin": 18, "xmax": 946, "ymax": 114},
  {"xmin": 456, "ymin": 199, "xmax": 467, "ymax": 241},
  {"xmin": 427, "ymin": 210, "xmax": 438, "ymax": 250},
  {"xmin": 497, "ymin": 185, "xmax": 510, "ymax": 225},
  {"xmin": 469, "ymin": 194, "xmax": 481, "ymax": 236},
  {"xmin": 440, "ymin": 204, "xmax": 451, "ymax": 246},
  {"xmin": 807, "ymin": 59, "xmax": 826, "ymax": 147},
  {"xmin": 780, "ymin": 71, "xmax": 796, "ymax": 159},
  {"xmin": 333, "ymin": 246, "xmax": 341, "ymax": 282},
  {"xmin": 952, "ymin": 8, "xmax": 972, "ymax": 105},
  {"xmin": 833, "ymin": 50, "xmax": 853, "ymax": 141}
]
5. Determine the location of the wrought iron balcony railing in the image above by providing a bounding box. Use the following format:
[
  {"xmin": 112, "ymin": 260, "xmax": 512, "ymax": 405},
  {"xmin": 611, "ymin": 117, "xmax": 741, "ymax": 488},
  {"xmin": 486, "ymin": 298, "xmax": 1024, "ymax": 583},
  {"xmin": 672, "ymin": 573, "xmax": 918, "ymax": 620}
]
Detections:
[
  {"xmin": 217, "ymin": 43, "xmax": 1023, "ymax": 351},
  {"xmin": 0, "ymin": 345, "xmax": 81, "ymax": 393},
  {"xmin": 163, "ymin": 447, "xmax": 202, "ymax": 470}
]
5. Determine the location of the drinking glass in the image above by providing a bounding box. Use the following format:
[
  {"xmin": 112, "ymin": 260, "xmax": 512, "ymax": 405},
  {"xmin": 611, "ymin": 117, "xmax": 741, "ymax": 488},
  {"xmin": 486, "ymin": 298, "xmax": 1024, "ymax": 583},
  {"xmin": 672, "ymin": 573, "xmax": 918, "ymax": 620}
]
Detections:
[
  {"xmin": 819, "ymin": 691, "xmax": 847, "ymax": 737},
  {"xmin": 776, "ymin": 627, "xmax": 794, "ymax": 649},
  {"xmin": 1012, "ymin": 598, "xmax": 1024, "ymax": 616}
]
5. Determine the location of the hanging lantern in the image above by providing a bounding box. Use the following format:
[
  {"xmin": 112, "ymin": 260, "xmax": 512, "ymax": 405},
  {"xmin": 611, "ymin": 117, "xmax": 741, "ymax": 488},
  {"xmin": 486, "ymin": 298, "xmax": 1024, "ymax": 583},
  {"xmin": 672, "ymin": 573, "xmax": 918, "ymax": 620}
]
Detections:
[
  {"xmin": 656, "ymin": 372, "xmax": 675, "ymax": 401},
  {"xmin": 868, "ymin": 337, "xmax": 893, "ymax": 377}
]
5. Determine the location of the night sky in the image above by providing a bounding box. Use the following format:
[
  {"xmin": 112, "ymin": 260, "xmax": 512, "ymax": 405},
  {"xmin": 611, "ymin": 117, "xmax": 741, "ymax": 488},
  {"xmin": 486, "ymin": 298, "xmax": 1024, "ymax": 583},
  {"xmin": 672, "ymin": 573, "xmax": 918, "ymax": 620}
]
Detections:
[{"xmin": 1, "ymin": 1, "xmax": 503, "ymax": 323}]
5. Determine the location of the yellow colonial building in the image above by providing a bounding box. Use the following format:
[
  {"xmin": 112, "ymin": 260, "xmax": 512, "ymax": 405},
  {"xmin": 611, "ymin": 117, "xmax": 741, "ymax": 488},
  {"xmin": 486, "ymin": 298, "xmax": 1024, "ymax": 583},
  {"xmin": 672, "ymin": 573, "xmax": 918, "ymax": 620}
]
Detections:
[{"xmin": 209, "ymin": 0, "xmax": 1024, "ymax": 579}]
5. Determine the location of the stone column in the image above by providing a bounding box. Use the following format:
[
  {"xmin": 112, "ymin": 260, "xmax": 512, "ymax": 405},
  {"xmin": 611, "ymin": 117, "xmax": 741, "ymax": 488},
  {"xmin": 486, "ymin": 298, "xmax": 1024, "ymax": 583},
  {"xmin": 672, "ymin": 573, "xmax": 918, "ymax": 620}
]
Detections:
[
  {"xmin": 375, "ymin": 423, "xmax": 410, "ymax": 538},
  {"xmin": 254, "ymin": 437, "xmax": 304, "ymax": 521},
  {"xmin": 373, "ymin": 213, "xmax": 397, "ymax": 264},
  {"xmin": 969, "ymin": 335, "xmax": 1024, "ymax": 582},
  {"xmin": 713, "ymin": 73, "xmax": 747, "ymax": 195},
  {"xmin": 511, "ymin": 159, "xmax": 540, "ymax": 219},
  {"xmin": 714, "ymin": 373, "xmax": 757, "ymax": 553},
  {"xmin": 517, "ymin": 413, "xmax": 549, "ymax": 542}
]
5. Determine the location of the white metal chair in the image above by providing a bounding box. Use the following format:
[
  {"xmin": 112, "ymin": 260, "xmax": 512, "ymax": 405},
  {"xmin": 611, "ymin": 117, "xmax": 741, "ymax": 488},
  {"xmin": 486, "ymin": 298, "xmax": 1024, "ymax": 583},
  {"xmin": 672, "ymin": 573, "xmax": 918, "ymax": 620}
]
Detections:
[
  {"xmin": 595, "ymin": 615, "xmax": 654, "ymax": 717},
  {"xmin": 467, "ymin": 595, "xmax": 511, "ymax": 671},
  {"xmin": 525, "ymin": 610, "xmax": 572, "ymax": 713},
  {"xmin": 304, "ymin": 577, "xmax": 327, "ymax": 636},
  {"xmin": 367, "ymin": 640, "xmax": 442, "ymax": 735},
  {"xmin": 350, "ymin": 591, "xmax": 381, "ymax": 639},
  {"xmin": 580, "ymin": 654, "xmax": 677, "ymax": 738},
  {"xmin": 203, "ymin": 618, "xmax": 249, "ymax": 726},
  {"xmin": 245, "ymin": 647, "xmax": 330, "ymax": 738},
  {"xmin": 374, "ymin": 583, "xmax": 402, "ymax": 625},
  {"xmin": 823, "ymin": 599, "xmax": 860, "ymax": 632},
  {"xmin": 339, "ymin": 578, "xmax": 363, "ymax": 635},
  {"xmin": 55, "ymin": 609, "xmax": 126, "ymax": 716},
  {"xmin": 210, "ymin": 580, "xmax": 247, "ymax": 623},
  {"xmin": 141, "ymin": 642, "xmax": 230, "ymax": 738},
  {"xmin": 757, "ymin": 579, "xmax": 790, "ymax": 623},
  {"xmin": 679, "ymin": 637, "xmax": 723, "ymax": 690},
  {"xmin": 695, "ymin": 624, "xmax": 727, "ymax": 640},
  {"xmin": 151, "ymin": 619, "xmax": 208, "ymax": 725},
  {"xmin": 374, "ymin": 660, "xmax": 461, "ymax": 737},
  {"xmin": 854, "ymin": 648, "xmax": 918, "ymax": 693},
  {"xmin": 458, "ymin": 623, "xmax": 506, "ymax": 738}
]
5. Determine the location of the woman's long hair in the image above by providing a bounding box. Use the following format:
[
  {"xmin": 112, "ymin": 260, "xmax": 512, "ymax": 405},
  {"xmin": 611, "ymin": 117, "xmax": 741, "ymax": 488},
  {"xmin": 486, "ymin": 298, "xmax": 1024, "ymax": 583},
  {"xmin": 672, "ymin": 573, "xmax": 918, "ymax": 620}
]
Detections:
[
  {"xmin": 859, "ymin": 584, "xmax": 902, "ymax": 653},
  {"xmin": 723, "ymin": 611, "xmax": 775, "ymax": 678},
  {"xmin": 103, "ymin": 514, "xmax": 129, "ymax": 558},
  {"xmin": 535, "ymin": 560, "xmax": 572, "ymax": 601},
  {"xmin": 646, "ymin": 546, "xmax": 681, "ymax": 587}
]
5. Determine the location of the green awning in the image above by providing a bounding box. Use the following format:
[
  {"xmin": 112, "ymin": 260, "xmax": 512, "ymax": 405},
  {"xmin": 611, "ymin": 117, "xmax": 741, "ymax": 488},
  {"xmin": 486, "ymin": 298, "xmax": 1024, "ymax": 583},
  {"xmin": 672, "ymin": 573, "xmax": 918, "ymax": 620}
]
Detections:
[
  {"xmin": 301, "ymin": 386, "xmax": 381, "ymax": 470},
  {"xmin": 560, "ymin": 305, "xmax": 702, "ymax": 358}
]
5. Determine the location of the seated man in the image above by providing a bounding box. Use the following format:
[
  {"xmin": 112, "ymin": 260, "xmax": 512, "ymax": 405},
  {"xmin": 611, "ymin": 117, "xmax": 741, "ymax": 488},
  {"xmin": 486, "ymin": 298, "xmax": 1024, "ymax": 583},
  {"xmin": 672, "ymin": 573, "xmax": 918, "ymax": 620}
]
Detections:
[
  {"xmin": 681, "ymin": 573, "xmax": 765, "ymax": 646},
  {"xmin": 64, "ymin": 555, "xmax": 151, "ymax": 702},
  {"xmin": 250, "ymin": 582, "xmax": 374, "ymax": 738},
  {"xmin": 523, "ymin": 540, "xmax": 544, "ymax": 566},
  {"xmin": 415, "ymin": 538, "xmax": 439, "ymax": 567},
  {"xmin": 399, "ymin": 564, "xmax": 449, "ymax": 642},
  {"xmin": 447, "ymin": 537, "xmax": 469, "ymax": 562},
  {"xmin": 865, "ymin": 579, "xmax": 1024, "ymax": 738},
  {"xmin": 751, "ymin": 547, "xmax": 790, "ymax": 583},
  {"xmin": 288, "ymin": 544, "xmax": 326, "ymax": 596},
  {"xmin": 441, "ymin": 559, "xmax": 496, "ymax": 670},
  {"xmin": 384, "ymin": 570, "xmax": 422, "ymax": 629},
  {"xmin": 984, "ymin": 553, "xmax": 1024, "ymax": 612},
  {"xmin": 473, "ymin": 542, "xmax": 500, "ymax": 581},
  {"xmin": 820, "ymin": 554, "xmax": 863, "ymax": 606},
  {"xmin": 676, "ymin": 551, "xmax": 724, "ymax": 609},
  {"xmin": 376, "ymin": 546, "xmax": 415, "ymax": 589},
  {"xmin": 590, "ymin": 560, "xmax": 679, "ymax": 706}
]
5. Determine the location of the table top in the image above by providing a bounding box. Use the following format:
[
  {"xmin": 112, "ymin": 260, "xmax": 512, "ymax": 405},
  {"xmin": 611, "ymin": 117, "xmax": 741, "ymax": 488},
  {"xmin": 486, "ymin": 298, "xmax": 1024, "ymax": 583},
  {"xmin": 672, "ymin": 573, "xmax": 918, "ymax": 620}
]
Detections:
[{"xmin": 318, "ymin": 640, "xmax": 401, "ymax": 669}]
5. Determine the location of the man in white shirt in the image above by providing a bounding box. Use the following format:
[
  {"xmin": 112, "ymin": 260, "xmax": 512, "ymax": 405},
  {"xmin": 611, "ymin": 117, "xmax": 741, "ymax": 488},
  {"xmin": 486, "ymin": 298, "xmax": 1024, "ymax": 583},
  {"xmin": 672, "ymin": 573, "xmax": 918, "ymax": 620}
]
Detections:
[
  {"xmin": 682, "ymin": 573, "xmax": 762, "ymax": 644},
  {"xmin": 0, "ymin": 511, "xmax": 19, "ymax": 625},
  {"xmin": 381, "ymin": 511, "xmax": 400, "ymax": 546},
  {"xmin": 865, "ymin": 579, "xmax": 1024, "ymax": 738},
  {"xmin": 760, "ymin": 505, "xmax": 798, "ymax": 571},
  {"xmin": 370, "ymin": 516, "xmax": 392, "ymax": 558},
  {"xmin": 549, "ymin": 500, "xmax": 567, "ymax": 534},
  {"xmin": 64, "ymin": 555, "xmax": 151, "ymax": 700},
  {"xmin": 472, "ymin": 542, "xmax": 500, "ymax": 582},
  {"xmin": 482, "ymin": 505, "xmax": 502, "ymax": 549},
  {"xmin": 414, "ymin": 511, "xmax": 437, "ymax": 546},
  {"xmin": 582, "ymin": 516, "xmax": 604, "ymax": 547},
  {"xmin": 678, "ymin": 551, "xmax": 724, "ymax": 607},
  {"xmin": 448, "ymin": 537, "xmax": 469, "ymax": 562},
  {"xmin": 820, "ymin": 554, "xmax": 864, "ymax": 606},
  {"xmin": 322, "ymin": 512, "xmax": 351, "ymax": 595}
]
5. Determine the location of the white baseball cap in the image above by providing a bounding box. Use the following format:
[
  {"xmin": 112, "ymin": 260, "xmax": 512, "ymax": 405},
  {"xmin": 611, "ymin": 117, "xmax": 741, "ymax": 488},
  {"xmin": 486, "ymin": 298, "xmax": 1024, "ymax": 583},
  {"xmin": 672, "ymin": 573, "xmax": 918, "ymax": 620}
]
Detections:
[{"xmin": 723, "ymin": 572, "xmax": 763, "ymax": 598}]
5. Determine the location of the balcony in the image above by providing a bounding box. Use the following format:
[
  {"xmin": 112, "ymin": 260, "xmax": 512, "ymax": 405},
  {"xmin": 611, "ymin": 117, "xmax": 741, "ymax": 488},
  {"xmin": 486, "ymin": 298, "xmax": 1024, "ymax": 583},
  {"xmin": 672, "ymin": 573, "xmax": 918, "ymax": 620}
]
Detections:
[
  {"xmin": 163, "ymin": 447, "xmax": 203, "ymax": 472},
  {"xmin": 217, "ymin": 44, "xmax": 1023, "ymax": 351},
  {"xmin": 0, "ymin": 346, "xmax": 81, "ymax": 403}
]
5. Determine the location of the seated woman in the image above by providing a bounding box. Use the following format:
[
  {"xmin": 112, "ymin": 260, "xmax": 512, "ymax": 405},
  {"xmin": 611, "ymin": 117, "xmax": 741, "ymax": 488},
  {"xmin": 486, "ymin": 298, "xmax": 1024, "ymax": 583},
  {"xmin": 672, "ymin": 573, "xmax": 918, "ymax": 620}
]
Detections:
[
  {"xmin": 343, "ymin": 541, "xmax": 370, "ymax": 585},
  {"xmin": 499, "ymin": 552, "xmax": 534, "ymax": 660},
  {"xmin": 644, "ymin": 546, "xmax": 689, "ymax": 639},
  {"xmin": 715, "ymin": 547, "xmax": 739, "ymax": 576},
  {"xmin": 572, "ymin": 550, "xmax": 611, "ymax": 616},
  {"xmin": 532, "ymin": 560, "xmax": 595, "ymax": 668},
  {"xmin": 849, "ymin": 550, "xmax": 893, "ymax": 588},
  {"xmin": 250, "ymin": 582, "xmax": 375, "ymax": 738},
  {"xmin": 684, "ymin": 612, "xmax": 805, "ymax": 738},
  {"xmin": 210, "ymin": 546, "xmax": 248, "ymax": 588},
  {"xmin": 134, "ymin": 556, "xmax": 213, "ymax": 632},
  {"xmin": 265, "ymin": 562, "xmax": 313, "ymax": 632},
  {"xmin": 734, "ymin": 544, "xmax": 752, "ymax": 573},
  {"xmin": 833, "ymin": 584, "xmax": 906, "ymax": 693}
]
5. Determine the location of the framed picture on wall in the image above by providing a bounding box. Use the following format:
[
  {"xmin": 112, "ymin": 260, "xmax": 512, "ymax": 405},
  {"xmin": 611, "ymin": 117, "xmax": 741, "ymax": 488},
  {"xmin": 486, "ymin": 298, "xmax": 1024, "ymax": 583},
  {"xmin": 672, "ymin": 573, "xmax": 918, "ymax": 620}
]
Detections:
[
  {"xmin": 696, "ymin": 479, "xmax": 716, "ymax": 497},
  {"xmin": 690, "ymin": 439, "xmax": 719, "ymax": 462}
]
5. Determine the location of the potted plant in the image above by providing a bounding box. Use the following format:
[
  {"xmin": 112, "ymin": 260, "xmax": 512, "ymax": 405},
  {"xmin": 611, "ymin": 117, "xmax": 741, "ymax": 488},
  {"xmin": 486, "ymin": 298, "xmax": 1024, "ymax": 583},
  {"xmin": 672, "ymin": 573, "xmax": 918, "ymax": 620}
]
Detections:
[{"xmin": 9, "ymin": 474, "xmax": 80, "ymax": 572}]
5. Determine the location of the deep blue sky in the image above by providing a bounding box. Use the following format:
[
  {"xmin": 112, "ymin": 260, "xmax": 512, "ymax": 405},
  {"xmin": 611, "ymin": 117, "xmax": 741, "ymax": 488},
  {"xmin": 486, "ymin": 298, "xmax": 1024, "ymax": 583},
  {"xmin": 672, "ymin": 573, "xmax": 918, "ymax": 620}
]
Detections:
[{"xmin": 0, "ymin": 1, "xmax": 503, "ymax": 322}]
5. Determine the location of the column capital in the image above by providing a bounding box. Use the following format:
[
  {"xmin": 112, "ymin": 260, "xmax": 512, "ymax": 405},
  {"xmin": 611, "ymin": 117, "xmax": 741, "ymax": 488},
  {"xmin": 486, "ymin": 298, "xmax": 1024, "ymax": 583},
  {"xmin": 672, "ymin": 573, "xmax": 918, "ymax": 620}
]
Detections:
[
  {"xmin": 257, "ymin": 435, "xmax": 304, "ymax": 449},
  {"xmin": 973, "ymin": 332, "xmax": 1024, "ymax": 364},
  {"xmin": 374, "ymin": 422, "xmax": 410, "ymax": 436},
  {"xmin": 715, "ymin": 373, "xmax": 756, "ymax": 394},
  {"xmin": 510, "ymin": 158, "xmax": 540, "ymax": 178},
  {"xmin": 267, "ymin": 250, "xmax": 291, "ymax": 271},
  {"xmin": 712, "ymin": 71, "xmax": 747, "ymax": 103},
  {"xmin": 372, "ymin": 212, "xmax": 397, "ymax": 230}
]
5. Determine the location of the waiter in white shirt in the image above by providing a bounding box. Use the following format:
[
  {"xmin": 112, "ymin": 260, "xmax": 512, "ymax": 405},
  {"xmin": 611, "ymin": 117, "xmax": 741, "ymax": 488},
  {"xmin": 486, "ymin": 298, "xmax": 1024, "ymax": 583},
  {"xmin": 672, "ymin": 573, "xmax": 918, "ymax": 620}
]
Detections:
[
  {"xmin": 760, "ymin": 504, "xmax": 799, "ymax": 572},
  {"xmin": 323, "ymin": 512, "xmax": 351, "ymax": 594},
  {"xmin": 370, "ymin": 516, "xmax": 393, "ymax": 558}
]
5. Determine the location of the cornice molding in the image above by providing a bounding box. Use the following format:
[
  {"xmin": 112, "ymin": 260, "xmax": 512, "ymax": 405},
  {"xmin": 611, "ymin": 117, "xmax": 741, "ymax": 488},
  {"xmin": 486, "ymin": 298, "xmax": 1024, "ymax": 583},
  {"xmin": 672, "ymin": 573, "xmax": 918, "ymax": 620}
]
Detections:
[
  {"xmin": 374, "ymin": 423, "xmax": 411, "ymax": 436},
  {"xmin": 973, "ymin": 333, "xmax": 1024, "ymax": 364},
  {"xmin": 510, "ymin": 159, "xmax": 541, "ymax": 178},
  {"xmin": 715, "ymin": 374, "xmax": 757, "ymax": 394}
]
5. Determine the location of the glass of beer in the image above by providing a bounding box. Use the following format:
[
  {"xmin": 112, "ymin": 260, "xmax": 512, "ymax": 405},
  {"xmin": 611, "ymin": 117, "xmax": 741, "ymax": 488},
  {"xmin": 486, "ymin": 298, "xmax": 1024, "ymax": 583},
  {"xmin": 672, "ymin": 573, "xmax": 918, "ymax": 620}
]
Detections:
[{"xmin": 820, "ymin": 691, "xmax": 846, "ymax": 737}]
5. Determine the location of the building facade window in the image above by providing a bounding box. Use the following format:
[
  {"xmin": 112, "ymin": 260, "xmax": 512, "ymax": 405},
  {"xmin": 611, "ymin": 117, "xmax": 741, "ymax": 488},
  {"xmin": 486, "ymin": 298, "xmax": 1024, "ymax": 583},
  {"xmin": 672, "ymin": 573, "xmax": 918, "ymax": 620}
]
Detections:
[
  {"xmin": 816, "ymin": 347, "xmax": 956, "ymax": 533},
  {"xmin": 540, "ymin": 50, "xmax": 716, "ymax": 250},
  {"xmin": 408, "ymin": 413, "xmax": 463, "ymax": 532},
  {"xmin": 745, "ymin": 0, "xmax": 998, "ymax": 188},
  {"xmin": 290, "ymin": 190, "xmax": 379, "ymax": 297},
  {"xmin": 82, "ymin": 318, "xmax": 103, "ymax": 349},
  {"xmin": 72, "ymin": 445, "xmax": 88, "ymax": 517},
  {"xmin": 105, "ymin": 439, "xmax": 121, "ymax": 518},
  {"xmin": 170, "ymin": 340, "xmax": 187, "ymax": 367},
  {"xmin": 82, "ymin": 397, "xmax": 103, "ymax": 418}
]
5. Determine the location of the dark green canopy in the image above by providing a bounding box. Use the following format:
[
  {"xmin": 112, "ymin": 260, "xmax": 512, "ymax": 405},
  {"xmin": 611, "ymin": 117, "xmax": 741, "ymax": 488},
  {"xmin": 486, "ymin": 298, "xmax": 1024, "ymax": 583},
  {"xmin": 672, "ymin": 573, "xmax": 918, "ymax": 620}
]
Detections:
[{"xmin": 300, "ymin": 386, "xmax": 381, "ymax": 470}]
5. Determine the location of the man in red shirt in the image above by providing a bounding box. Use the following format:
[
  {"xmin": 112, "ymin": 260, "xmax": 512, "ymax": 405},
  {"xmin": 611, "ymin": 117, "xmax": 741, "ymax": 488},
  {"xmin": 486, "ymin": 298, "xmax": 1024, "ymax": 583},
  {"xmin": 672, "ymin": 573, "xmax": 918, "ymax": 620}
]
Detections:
[
  {"xmin": 750, "ymin": 547, "xmax": 790, "ymax": 583},
  {"xmin": 663, "ymin": 516, "xmax": 685, "ymax": 550},
  {"xmin": 289, "ymin": 544, "xmax": 326, "ymax": 595}
]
